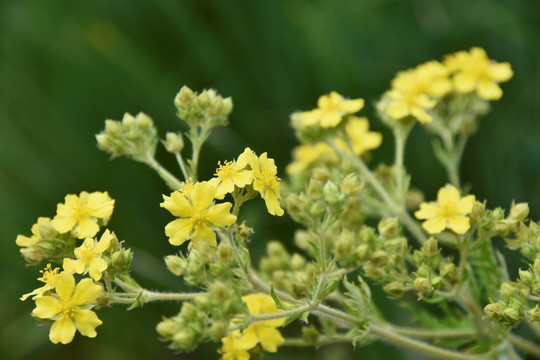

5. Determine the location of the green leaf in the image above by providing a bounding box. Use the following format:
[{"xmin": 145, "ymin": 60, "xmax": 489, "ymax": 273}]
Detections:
[{"xmin": 270, "ymin": 286, "xmax": 293, "ymax": 311}]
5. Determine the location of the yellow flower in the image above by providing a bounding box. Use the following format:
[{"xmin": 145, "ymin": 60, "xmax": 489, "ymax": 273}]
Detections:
[
  {"xmin": 209, "ymin": 148, "xmax": 254, "ymax": 199},
  {"xmin": 51, "ymin": 191, "xmax": 115, "ymax": 239},
  {"xmin": 21, "ymin": 263, "xmax": 60, "ymax": 301},
  {"xmin": 445, "ymin": 47, "xmax": 513, "ymax": 100},
  {"xmin": 297, "ymin": 91, "xmax": 364, "ymax": 128},
  {"xmin": 342, "ymin": 116, "xmax": 382, "ymax": 156},
  {"xmin": 248, "ymin": 151, "xmax": 284, "ymax": 216},
  {"xmin": 16, "ymin": 217, "xmax": 50, "ymax": 248},
  {"xmin": 239, "ymin": 293, "xmax": 286, "ymax": 352},
  {"xmin": 63, "ymin": 229, "xmax": 113, "ymax": 280},
  {"xmin": 286, "ymin": 142, "xmax": 338, "ymax": 175},
  {"xmin": 415, "ymin": 184, "xmax": 475, "ymax": 234},
  {"xmin": 32, "ymin": 272, "xmax": 103, "ymax": 344},
  {"xmin": 219, "ymin": 330, "xmax": 251, "ymax": 360},
  {"xmin": 161, "ymin": 181, "xmax": 237, "ymax": 248}
]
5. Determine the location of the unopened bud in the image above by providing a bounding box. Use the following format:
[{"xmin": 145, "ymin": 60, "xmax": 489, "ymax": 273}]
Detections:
[
  {"xmin": 217, "ymin": 242, "xmax": 234, "ymax": 263},
  {"xmin": 111, "ymin": 249, "xmax": 132, "ymax": 269},
  {"xmin": 156, "ymin": 319, "xmax": 180, "ymax": 339},
  {"xmin": 383, "ymin": 237, "xmax": 408, "ymax": 257},
  {"xmin": 172, "ymin": 329, "xmax": 195, "ymax": 351},
  {"xmin": 179, "ymin": 302, "xmax": 197, "ymax": 321},
  {"xmin": 164, "ymin": 132, "xmax": 184, "ymax": 153},
  {"xmin": 290, "ymin": 253, "xmax": 306, "ymax": 271},
  {"xmin": 341, "ymin": 173, "xmax": 363, "ymax": 197},
  {"xmin": 208, "ymin": 96, "xmax": 223, "ymax": 117},
  {"xmin": 209, "ymin": 281, "xmax": 230, "ymax": 302},
  {"xmin": 484, "ymin": 303, "xmax": 504, "ymax": 320},
  {"xmin": 413, "ymin": 277, "xmax": 431, "ymax": 294},
  {"xmin": 383, "ymin": 281, "xmax": 406, "ymax": 298},
  {"xmin": 378, "ymin": 218, "xmax": 401, "ymax": 238},
  {"xmin": 221, "ymin": 97, "xmax": 233, "ymax": 116},
  {"xmin": 301, "ymin": 326, "xmax": 320, "ymax": 344},
  {"xmin": 165, "ymin": 255, "xmax": 187, "ymax": 276},
  {"xmin": 323, "ymin": 181, "xmax": 341, "ymax": 206},
  {"xmin": 121, "ymin": 113, "xmax": 136, "ymax": 129},
  {"xmin": 503, "ymin": 307, "xmax": 521, "ymax": 322},
  {"xmin": 267, "ymin": 241, "xmax": 287, "ymax": 258},
  {"xmin": 510, "ymin": 202, "xmax": 529, "ymax": 221},
  {"xmin": 208, "ymin": 321, "xmax": 228, "ymax": 342},
  {"xmin": 174, "ymin": 85, "xmax": 195, "ymax": 108},
  {"xmin": 527, "ymin": 305, "xmax": 540, "ymax": 322},
  {"xmin": 104, "ymin": 119, "xmax": 122, "ymax": 137},
  {"xmin": 519, "ymin": 269, "xmax": 534, "ymax": 286},
  {"xmin": 197, "ymin": 91, "xmax": 211, "ymax": 109},
  {"xmin": 500, "ymin": 283, "xmax": 516, "ymax": 301},
  {"xmin": 307, "ymin": 178, "xmax": 323, "ymax": 201},
  {"xmin": 422, "ymin": 238, "xmax": 439, "ymax": 257}
]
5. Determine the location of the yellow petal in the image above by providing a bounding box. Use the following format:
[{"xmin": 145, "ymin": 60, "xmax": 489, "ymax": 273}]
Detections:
[
  {"xmin": 488, "ymin": 62, "xmax": 513, "ymax": 82},
  {"xmin": 94, "ymin": 230, "xmax": 112, "ymax": 253},
  {"xmin": 50, "ymin": 314, "xmax": 76, "ymax": 344},
  {"xmin": 191, "ymin": 182, "xmax": 216, "ymax": 210},
  {"xmin": 453, "ymin": 73, "xmax": 477, "ymax": 93},
  {"xmin": 16, "ymin": 234, "xmax": 37, "ymax": 247},
  {"xmin": 422, "ymin": 216, "xmax": 447, "ymax": 234},
  {"xmin": 263, "ymin": 191, "xmax": 284, "ymax": 216},
  {"xmin": 72, "ymin": 278, "xmax": 102, "ymax": 306},
  {"xmin": 237, "ymin": 328, "xmax": 259, "ymax": 350},
  {"xmin": 415, "ymin": 203, "xmax": 441, "ymax": 220},
  {"xmin": 50, "ymin": 216, "xmax": 77, "ymax": 234},
  {"xmin": 85, "ymin": 192, "xmax": 115, "ymax": 218},
  {"xmin": 88, "ymin": 257, "xmax": 108, "ymax": 281},
  {"xmin": 339, "ymin": 98, "xmax": 364, "ymax": 113},
  {"xmin": 454, "ymin": 195, "xmax": 475, "ymax": 214},
  {"xmin": 477, "ymin": 80, "xmax": 502, "ymax": 100},
  {"xmin": 32, "ymin": 296, "xmax": 62, "ymax": 319},
  {"xmin": 161, "ymin": 191, "xmax": 194, "ymax": 218},
  {"xmin": 319, "ymin": 112, "xmax": 342, "ymax": 128},
  {"xmin": 73, "ymin": 309, "xmax": 102, "ymax": 338},
  {"xmin": 232, "ymin": 170, "xmax": 254, "ymax": 188},
  {"xmin": 448, "ymin": 215, "xmax": 471, "ymax": 234},
  {"xmin": 438, "ymin": 185, "xmax": 461, "ymax": 205},
  {"xmin": 386, "ymin": 101, "xmax": 410, "ymax": 119},
  {"xmin": 205, "ymin": 203, "xmax": 236, "ymax": 227},
  {"xmin": 192, "ymin": 223, "xmax": 217, "ymax": 247},
  {"xmin": 53, "ymin": 272, "xmax": 76, "ymax": 301},
  {"xmin": 256, "ymin": 327, "xmax": 284, "ymax": 352},
  {"xmin": 63, "ymin": 258, "xmax": 86, "ymax": 275},
  {"xmin": 75, "ymin": 217, "xmax": 100, "ymax": 239},
  {"xmin": 165, "ymin": 219, "xmax": 193, "ymax": 246}
]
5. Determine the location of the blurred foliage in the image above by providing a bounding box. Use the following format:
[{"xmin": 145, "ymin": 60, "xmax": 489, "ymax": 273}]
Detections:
[{"xmin": 1, "ymin": 0, "xmax": 539, "ymax": 359}]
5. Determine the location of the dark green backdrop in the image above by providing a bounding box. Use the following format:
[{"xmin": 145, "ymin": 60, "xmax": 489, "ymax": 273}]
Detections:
[{"xmin": 1, "ymin": 1, "xmax": 539, "ymax": 359}]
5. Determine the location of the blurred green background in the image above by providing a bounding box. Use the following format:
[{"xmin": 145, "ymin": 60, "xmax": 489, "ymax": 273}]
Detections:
[{"xmin": 1, "ymin": 0, "xmax": 539, "ymax": 359}]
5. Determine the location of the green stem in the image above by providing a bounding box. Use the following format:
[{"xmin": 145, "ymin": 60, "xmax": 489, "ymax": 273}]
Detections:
[
  {"xmin": 509, "ymin": 332, "xmax": 540, "ymax": 358},
  {"xmin": 382, "ymin": 324, "xmax": 477, "ymax": 338},
  {"xmin": 175, "ymin": 152, "xmax": 190, "ymax": 180},
  {"xmin": 144, "ymin": 155, "xmax": 183, "ymax": 190},
  {"xmin": 110, "ymin": 290, "xmax": 206, "ymax": 304}
]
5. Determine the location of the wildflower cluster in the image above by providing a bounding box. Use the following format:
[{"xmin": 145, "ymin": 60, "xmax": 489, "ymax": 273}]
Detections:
[{"xmin": 17, "ymin": 49, "xmax": 540, "ymax": 360}]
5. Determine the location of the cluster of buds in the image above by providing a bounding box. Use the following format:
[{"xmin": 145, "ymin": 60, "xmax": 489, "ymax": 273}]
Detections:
[
  {"xmin": 174, "ymin": 85, "xmax": 233, "ymax": 128},
  {"xmin": 96, "ymin": 112, "xmax": 158, "ymax": 162}
]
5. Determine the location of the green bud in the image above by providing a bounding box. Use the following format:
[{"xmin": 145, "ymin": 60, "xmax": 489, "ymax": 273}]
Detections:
[
  {"xmin": 531, "ymin": 280, "xmax": 540, "ymax": 296},
  {"xmin": 290, "ymin": 253, "xmax": 306, "ymax": 271},
  {"xmin": 469, "ymin": 201, "xmax": 486, "ymax": 224},
  {"xmin": 369, "ymin": 250, "xmax": 389, "ymax": 268},
  {"xmin": 378, "ymin": 218, "xmax": 401, "ymax": 238},
  {"xmin": 522, "ymin": 243, "xmax": 538, "ymax": 260},
  {"xmin": 484, "ymin": 303, "xmax": 504, "ymax": 320},
  {"xmin": 340, "ymin": 173, "xmax": 363, "ymax": 197},
  {"xmin": 267, "ymin": 240, "xmax": 287, "ymax": 258},
  {"xmin": 209, "ymin": 281, "xmax": 230, "ymax": 302},
  {"xmin": 286, "ymin": 193, "xmax": 306, "ymax": 217},
  {"xmin": 510, "ymin": 202, "xmax": 529, "ymax": 221},
  {"xmin": 312, "ymin": 167, "xmax": 331, "ymax": 183},
  {"xmin": 121, "ymin": 112, "xmax": 136, "ymax": 129},
  {"xmin": 179, "ymin": 302, "xmax": 198, "ymax": 322},
  {"xmin": 208, "ymin": 321, "xmax": 228, "ymax": 342},
  {"xmin": 491, "ymin": 208, "xmax": 505, "ymax": 221},
  {"xmin": 534, "ymin": 258, "xmax": 540, "ymax": 276},
  {"xmin": 208, "ymin": 96, "xmax": 223, "ymax": 117},
  {"xmin": 135, "ymin": 112, "xmax": 152, "ymax": 132},
  {"xmin": 430, "ymin": 275, "xmax": 443, "ymax": 289},
  {"xmin": 217, "ymin": 242, "xmax": 234, "ymax": 263},
  {"xmin": 172, "ymin": 329, "xmax": 196, "ymax": 351},
  {"xmin": 194, "ymin": 295, "xmax": 211, "ymax": 312},
  {"xmin": 355, "ymin": 244, "xmax": 370, "ymax": 261},
  {"xmin": 20, "ymin": 247, "xmax": 46, "ymax": 266},
  {"xmin": 292, "ymin": 280, "xmax": 309, "ymax": 299},
  {"xmin": 527, "ymin": 305, "xmax": 540, "ymax": 322},
  {"xmin": 197, "ymin": 90, "xmax": 211, "ymax": 109},
  {"xmin": 383, "ymin": 281, "xmax": 406, "ymax": 298},
  {"xmin": 294, "ymin": 230, "xmax": 311, "ymax": 250},
  {"xmin": 494, "ymin": 219, "xmax": 514, "ymax": 236},
  {"xmin": 334, "ymin": 230, "xmax": 354, "ymax": 261},
  {"xmin": 500, "ymin": 283, "xmax": 516, "ymax": 301},
  {"xmin": 416, "ymin": 264, "xmax": 431, "ymax": 278},
  {"xmin": 111, "ymin": 249, "xmax": 132, "ymax": 269},
  {"xmin": 413, "ymin": 277, "xmax": 431, "ymax": 294},
  {"xmin": 174, "ymin": 85, "xmax": 196, "ymax": 109},
  {"xmin": 308, "ymin": 201, "xmax": 325, "ymax": 219},
  {"xmin": 196, "ymin": 242, "xmax": 215, "ymax": 264},
  {"xmin": 359, "ymin": 227, "xmax": 376, "ymax": 244},
  {"xmin": 421, "ymin": 238, "xmax": 439, "ymax": 257},
  {"xmin": 383, "ymin": 237, "xmax": 408, "ymax": 257},
  {"xmin": 104, "ymin": 119, "xmax": 123, "ymax": 137},
  {"xmin": 405, "ymin": 189, "xmax": 424, "ymax": 211},
  {"xmin": 164, "ymin": 132, "xmax": 184, "ymax": 153},
  {"xmin": 307, "ymin": 178, "xmax": 323, "ymax": 201},
  {"xmin": 440, "ymin": 263, "xmax": 458, "ymax": 284},
  {"xmin": 36, "ymin": 239, "xmax": 59, "ymax": 255},
  {"xmin": 38, "ymin": 222, "xmax": 57, "ymax": 239},
  {"xmin": 519, "ymin": 269, "xmax": 534, "ymax": 286},
  {"xmin": 165, "ymin": 255, "xmax": 187, "ymax": 276},
  {"xmin": 221, "ymin": 97, "xmax": 233, "ymax": 116},
  {"xmin": 156, "ymin": 319, "xmax": 180, "ymax": 340},
  {"xmin": 323, "ymin": 181, "xmax": 341, "ymax": 206},
  {"xmin": 503, "ymin": 307, "xmax": 521, "ymax": 322}
]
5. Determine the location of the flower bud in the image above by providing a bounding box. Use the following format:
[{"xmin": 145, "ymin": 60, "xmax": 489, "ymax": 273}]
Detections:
[
  {"xmin": 267, "ymin": 240, "xmax": 287, "ymax": 258},
  {"xmin": 307, "ymin": 178, "xmax": 323, "ymax": 201},
  {"xmin": 383, "ymin": 237, "xmax": 408, "ymax": 257},
  {"xmin": 500, "ymin": 283, "xmax": 516, "ymax": 301},
  {"xmin": 208, "ymin": 96, "xmax": 223, "ymax": 117},
  {"xmin": 174, "ymin": 85, "xmax": 196, "ymax": 109},
  {"xmin": 416, "ymin": 264, "xmax": 431, "ymax": 278},
  {"xmin": 179, "ymin": 302, "xmax": 198, "ymax": 322},
  {"xmin": 209, "ymin": 281, "xmax": 230, "ymax": 302},
  {"xmin": 286, "ymin": 193, "xmax": 306, "ymax": 217},
  {"xmin": 156, "ymin": 319, "xmax": 180, "ymax": 340},
  {"xmin": 308, "ymin": 201, "xmax": 325, "ymax": 219},
  {"xmin": 135, "ymin": 112, "xmax": 152, "ymax": 132},
  {"xmin": 378, "ymin": 218, "xmax": 401, "ymax": 238},
  {"xmin": 301, "ymin": 326, "xmax": 321, "ymax": 344},
  {"xmin": 355, "ymin": 244, "xmax": 370, "ymax": 260},
  {"xmin": 383, "ymin": 281, "xmax": 406, "ymax": 298},
  {"xmin": 217, "ymin": 242, "xmax": 234, "ymax": 263},
  {"xmin": 165, "ymin": 255, "xmax": 187, "ymax": 276},
  {"xmin": 519, "ymin": 269, "xmax": 534, "ymax": 286},
  {"xmin": 334, "ymin": 231, "xmax": 354, "ymax": 261},
  {"xmin": 527, "ymin": 305, "xmax": 540, "ymax": 322},
  {"xmin": 197, "ymin": 91, "xmax": 211, "ymax": 109},
  {"xmin": 121, "ymin": 113, "xmax": 136, "ymax": 129},
  {"xmin": 164, "ymin": 132, "xmax": 184, "ymax": 153},
  {"xmin": 111, "ymin": 249, "xmax": 132, "ymax": 269},
  {"xmin": 221, "ymin": 97, "xmax": 233, "ymax": 116},
  {"xmin": 208, "ymin": 321, "xmax": 228, "ymax": 342},
  {"xmin": 440, "ymin": 263, "xmax": 458, "ymax": 284},
  {"xmin": 503, "ymin": 307, "xmax": 521, "ymax": 322},
  {"xmin": 413, "ymin": 277, "xmax": 431, "ymax": 294},
  {"xmin": 405, "ymin": 189, "xmax": 424, "ymax": 211},
  {"xmin": 290, "ymin": 253, "xmax": 306, "ymax": 271},
  {"xmin": 20, "ymin": 247, "xmax": 46, "ymax": 266},
  {"xmin": 484, "ymin": 303, "xmax": 504, "ymax": 320},
  {"xmin": 323, "ymin": 181, "xmax": 341, "ymax": 206},
  {"xmin": 38, "ymin": 221, "xmax": 57, "ymax": 239},
  {"xmin": 172, "ymin": 329, "xmax": 196, "ymax": 351},
  {"xmin": 369, "ymin": 250, "xmax": 389, "ymax": 268},
  {"xmin": 104, "ymin": 119, "xmax": 123, "ymax": 137},
  {"xmin": 421, "ymin": 238, "xmax": 439, "ymax": 258},
  {"xmin": 510, "ymin": 202, "xmax": 529, "ymax": 221},
  {"xmin": 340, "ymin": 173, "xmax": 363, "ymax": 197},
  {"xmin": 494, "ymin": 219, "xmax": 513, "ymax": 236},
  {"xmin": 469, "ymin": 201, "xmax": 486, "ymax": 224}
]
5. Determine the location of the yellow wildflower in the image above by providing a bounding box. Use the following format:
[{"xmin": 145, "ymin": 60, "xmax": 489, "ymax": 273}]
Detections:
[
  {"xmin": 286, "ymin": 142, "xmax": 338, "ymax": 175},
  {"xmin": 445, "ymin": 47, "xmax": 513, "ymax": 100},
  {"xmin": 297, "ymin": 91, "xmax": 364, "ymax": 128},
  {"xmin": 209, "ymin": 148, "xmax": 254, "ymax": 199},
  {"xmin": 32, "ymin": 272, "xmax": 103, "ymax": 344},
  {"xmin": 219, "ymin": 330, "xmax": 251, "ymax": 360},
  {"xmin": 240, "ymin": 293, "xmax": 286, "ymax": 352},
  {"xmin": 16, "ymin": 217, "xmax": 49, "ymax": 248},
  {"xmin": 342, "ymin": 116, "xmax": 382, "ymax": 156},
  {"xmin": 161, "ymin": 181, "xmax": 237, "ymax": 248},
  {"xmin": 21, "ymin": 263, "xmax": 60, "ymax": 301},
  {"xmin": 415, "ymin": 184, "xmax": 475, "ymax": 234},
  {"xmin": 248, "ymin": 151, "xmax": 284, "ymax": 216},
  {"xmin": 51, "ymin": 191, "xmax": 115, "ymax": 239},
  {"xmin": 63, "ymin": 229, "xmax": 113, "ymax": 281}
]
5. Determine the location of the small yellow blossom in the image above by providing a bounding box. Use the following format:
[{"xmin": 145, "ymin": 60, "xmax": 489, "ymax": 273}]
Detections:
[
  {"xmin": 219, "ymin": 330, "xmax": 252, "ymax": 360},
  {"xmin": 341, "ymin": 116, "xmax": 382, "ymax": 156},
  {"xmin": 32, "ymin": 272, "xmax": 103, "ymax": 344},
  {"xmin": 63, "ymin": 229, "xmax": 113, "ymax": 280},
  {"xmin": 240, "ymin": 293, "xmax": 286, "ymax": 352},
  {"xmin": 415, "ymin": 184, "xmax": 475, "ymax": 234},
  {"xmin": 16, "ymin": 217, "xmax": 50, "ymax": 248},
  {"xmin": 248, "ymin": 150, "xmax": 284, "ymax": 216},
  {"xmin": 296, "ymin": 91, "xmax": 364, "ymax": 128},
  {"xmin": 286, "ymin": 142, "xmax": 338, "ymax": 175},
  {"xmin": 21, "ymin": 263, "xmax": 60, "ymax": 301},
  {"xmin": 445, "ymin": 47, "xmax": 513, "ymax": 100},
  {"xmin": 209, "ymin": 148, "xmax": 254, "ymax": 199},
  {"xmin": 51, "ymin": 191, "xmax": 115, "ymax": 239},
  {"xmin": 161, "ymin": 181, "xmax": 237, "ymax": 248}
]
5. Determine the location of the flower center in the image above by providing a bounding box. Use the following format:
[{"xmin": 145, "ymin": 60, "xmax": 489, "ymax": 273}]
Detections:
[{"xmin": 216, "ymin": 161, "xmax": 234, "ymax": 179}]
